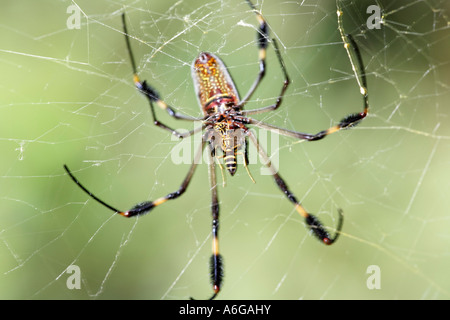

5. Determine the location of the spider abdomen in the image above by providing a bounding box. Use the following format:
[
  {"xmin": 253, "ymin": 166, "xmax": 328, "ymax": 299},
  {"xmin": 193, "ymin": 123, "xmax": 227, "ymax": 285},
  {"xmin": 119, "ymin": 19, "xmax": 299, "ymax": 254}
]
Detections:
[
  {"xmin": 192, "ymin": 52, "xmax": 240, "ymax": 115},
  {"xmin": 223, "ymin": 148, "xmax": 238, "ymax": 176}
]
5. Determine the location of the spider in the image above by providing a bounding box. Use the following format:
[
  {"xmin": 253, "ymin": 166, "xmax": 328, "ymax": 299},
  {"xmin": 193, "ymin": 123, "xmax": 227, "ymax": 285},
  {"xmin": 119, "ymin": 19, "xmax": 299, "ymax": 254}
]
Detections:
[{"xmin": 64, "ymin": 0, "xmax": 368, "ymax": 300}]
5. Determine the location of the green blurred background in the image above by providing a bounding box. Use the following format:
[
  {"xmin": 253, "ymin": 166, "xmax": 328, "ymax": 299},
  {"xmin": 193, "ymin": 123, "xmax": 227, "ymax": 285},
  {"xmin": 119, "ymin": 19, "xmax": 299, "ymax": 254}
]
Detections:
[{"xmin": 1, "ymin": 0, "xmax": 449, "ymax": 299}]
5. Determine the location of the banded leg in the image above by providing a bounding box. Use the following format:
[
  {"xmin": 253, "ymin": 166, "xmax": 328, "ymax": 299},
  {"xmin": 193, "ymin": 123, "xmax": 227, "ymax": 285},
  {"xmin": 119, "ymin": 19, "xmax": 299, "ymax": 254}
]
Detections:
[
  {"xmin": 244, "ymin": 28, "xmax": 368, "ymax": 141},
  {"xmin": 247, "ymin": 131, "xmax": 343, "ymax": 244},
  {"xmin": 238, "ymin": 0, "xmax": 291, "ymax": 109},
  {"xmin": 243, "ymin": 2, "xmax": 368, "ymax": 139},
  {"xmin": 189, "ymin": 140, "xmax": 223, "ymax": 301},
  {"xmin": 295, "ymin": 21, "xmax": 370, "ymax": 141},
  {"xmin": 63, "ymin": 132, "xmax": 208, "ymax": 218},
  {"xmin": 122, "ymin": 13, "xmax": 203, "ymax": 139},
  {"xmin": 208, "ymin": 147, "xmax": 223, "ymax": 300},
  {"xmin": 245, "ymin": 115, "xmax": 364, "ymax": 142}
]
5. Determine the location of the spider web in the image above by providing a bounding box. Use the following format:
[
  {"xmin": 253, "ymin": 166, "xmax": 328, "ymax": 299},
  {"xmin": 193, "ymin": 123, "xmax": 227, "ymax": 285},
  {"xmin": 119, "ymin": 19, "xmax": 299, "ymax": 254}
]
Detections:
[{"xmin": 1, "ymin": 0, "xmax": 449, "ymax": 300}]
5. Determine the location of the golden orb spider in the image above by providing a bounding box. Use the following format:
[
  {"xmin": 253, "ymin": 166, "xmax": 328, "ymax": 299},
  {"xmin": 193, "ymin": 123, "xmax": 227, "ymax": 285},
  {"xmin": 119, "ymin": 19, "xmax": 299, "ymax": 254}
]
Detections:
[{"xmin": 64, "ymin": 0, "xmax": 368, "ymax": 300}]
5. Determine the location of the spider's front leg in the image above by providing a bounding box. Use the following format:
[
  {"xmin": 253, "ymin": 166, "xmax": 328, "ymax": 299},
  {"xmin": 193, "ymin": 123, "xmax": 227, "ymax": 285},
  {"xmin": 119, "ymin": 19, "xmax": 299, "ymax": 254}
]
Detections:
[
  {"xmin": 121, "ymin": 13, "xmax": 202, "ymax": 139},
  {"xmin": 243, "ymin": 3, "xmax": 369, "ymax": 142}
]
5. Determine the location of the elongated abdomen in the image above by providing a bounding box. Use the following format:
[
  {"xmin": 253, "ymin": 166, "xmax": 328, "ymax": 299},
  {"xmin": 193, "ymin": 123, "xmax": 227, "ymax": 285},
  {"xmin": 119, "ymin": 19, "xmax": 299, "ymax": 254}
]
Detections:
[{"xmin": 192, "ymin": 52, "xmax": 240, "ymax": 115}]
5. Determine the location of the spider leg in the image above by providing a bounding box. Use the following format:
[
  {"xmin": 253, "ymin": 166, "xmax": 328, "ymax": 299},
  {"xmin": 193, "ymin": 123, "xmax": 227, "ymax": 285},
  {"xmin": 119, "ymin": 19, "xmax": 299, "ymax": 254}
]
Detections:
[
  {"xmin": 242, "ymin": 3, "xmax": 369, "ymax": 138},
  {"xmin": 247, "ymin": 131, "xmax": 343, "ymax": 244},
  {"xmin": 240, "ymin": 38, "xmax": 290, "ymax": 114},
  {"xmin": 190, "ymin": 137, "xmax": 223, "ymax": 301},
  {"xmin": 208, "ymin": 152, "xmax": 223, "ymax": 300},
  {"xmin": 244, "ymin": 28, "xmax": 368, "ymax": 140},
  {"xmin": 208, "ymin": 147, "xmax": 224, "ymax": 300},
  {"xmin": 238, "ymin": 0, "xmax": 269, "ymax": 106},
  {"xmin": 238, "ymin": 0, "xmax": 290, "ymax": 109},
  {"xmin": 247, "ymin": 32, "xmax": 368, "ymax": 141},
  {"xmin": 64, "ymin": 164, "xmax": 122, "ymax": 214},
  {"xmin": 122, "ymin": 13, "xmax": 203, "ymax": 139},
  {"xmin": 337, "ymin": 1, "xmax": 368, "ymax": 109},
  {"xmin": 64, "ymin": 132, "xmax": 208, "ymax": 218},
  {"xmin": 245, "ymin": 113, "xmax": 364, "ymax": 142}
]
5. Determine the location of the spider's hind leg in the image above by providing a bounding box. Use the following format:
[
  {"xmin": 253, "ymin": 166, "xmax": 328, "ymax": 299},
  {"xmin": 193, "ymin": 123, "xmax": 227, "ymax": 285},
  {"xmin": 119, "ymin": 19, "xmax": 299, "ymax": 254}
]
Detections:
[{"xmin": 247, "ymin": 131, "xmax": 343, "ymax": 245}]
